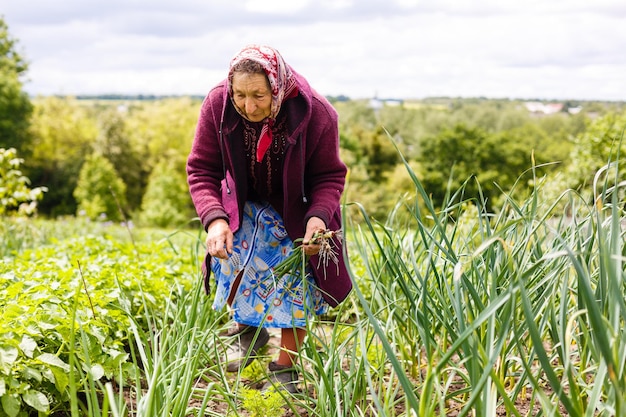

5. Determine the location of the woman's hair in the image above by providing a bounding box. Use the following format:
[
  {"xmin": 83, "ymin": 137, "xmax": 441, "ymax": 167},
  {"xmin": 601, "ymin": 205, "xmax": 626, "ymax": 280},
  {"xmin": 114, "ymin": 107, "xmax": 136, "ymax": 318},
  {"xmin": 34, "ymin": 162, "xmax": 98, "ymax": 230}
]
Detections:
[{"xmin": 231, "ymin": 59, "xmax": 265, "ymax": 74}]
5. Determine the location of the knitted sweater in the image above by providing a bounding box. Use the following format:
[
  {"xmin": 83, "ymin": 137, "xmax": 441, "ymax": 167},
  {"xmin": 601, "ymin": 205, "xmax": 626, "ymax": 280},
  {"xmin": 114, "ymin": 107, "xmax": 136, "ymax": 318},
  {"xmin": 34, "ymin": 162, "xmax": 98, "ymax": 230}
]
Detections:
[{"xmin": 186, "ymin": 68, "xmax": 352, "ymax": 307}]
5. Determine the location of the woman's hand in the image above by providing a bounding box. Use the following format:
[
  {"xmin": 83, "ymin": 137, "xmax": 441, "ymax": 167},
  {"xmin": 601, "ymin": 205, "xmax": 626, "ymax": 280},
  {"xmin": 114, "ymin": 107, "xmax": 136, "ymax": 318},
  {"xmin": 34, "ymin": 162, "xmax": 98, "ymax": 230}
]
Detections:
[
  {"xmin": 302, "ymin": 216, "xmax": 326, "ymax": 256},
  {"xmin": 206, "ymin": 218, "xmax": 233, "ymax": 259}
]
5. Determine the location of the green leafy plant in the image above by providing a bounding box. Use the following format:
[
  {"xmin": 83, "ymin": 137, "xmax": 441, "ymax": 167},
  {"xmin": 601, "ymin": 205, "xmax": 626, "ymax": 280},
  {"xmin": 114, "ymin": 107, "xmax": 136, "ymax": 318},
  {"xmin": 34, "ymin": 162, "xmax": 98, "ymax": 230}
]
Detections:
[
  {"xmin": 0, "ymin": 147, "xmax": 47, "ymax": 216},
  {"xmin": 138, "ymin": 153, "xmax": 193, "ymax": 228},
  {"xmin": 0, "ymin": 229, "xmax": 195, "ymax": 416},
  {"xmin": 0, "ymin": 17, "xmax": 33, "ymax": 153},
  {"xmin": 240, "ymin": 387, "xmax": 285, "ymax": 417},
  {"xmin": 73, "ymin": 152, "xmax": 127, "ymax": 221}
]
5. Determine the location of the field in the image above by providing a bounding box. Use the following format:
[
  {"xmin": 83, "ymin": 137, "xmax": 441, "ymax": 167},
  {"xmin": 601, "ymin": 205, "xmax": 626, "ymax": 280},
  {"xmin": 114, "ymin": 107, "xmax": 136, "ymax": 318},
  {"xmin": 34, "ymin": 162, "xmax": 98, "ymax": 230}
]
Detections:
[{"xmin": 1, "ymin": 162, "xmax": 626, "ymax": 417}]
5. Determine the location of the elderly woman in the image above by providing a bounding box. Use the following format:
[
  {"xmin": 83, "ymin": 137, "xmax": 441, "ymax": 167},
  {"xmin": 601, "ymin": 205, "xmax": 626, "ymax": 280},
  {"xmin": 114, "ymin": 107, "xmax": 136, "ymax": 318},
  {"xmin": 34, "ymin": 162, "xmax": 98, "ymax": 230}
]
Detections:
[{"xmin": 186, "ymin": 44, "xmax": 351, "ymax": 392}]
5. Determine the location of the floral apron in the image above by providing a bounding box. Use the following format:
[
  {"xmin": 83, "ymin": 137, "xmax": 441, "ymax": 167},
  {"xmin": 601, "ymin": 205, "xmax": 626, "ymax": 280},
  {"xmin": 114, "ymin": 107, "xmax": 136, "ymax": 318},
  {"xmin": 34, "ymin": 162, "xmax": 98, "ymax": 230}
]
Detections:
[{"xmin": 211, "ymin": 201, "xmax": 328, "ymax": 328}]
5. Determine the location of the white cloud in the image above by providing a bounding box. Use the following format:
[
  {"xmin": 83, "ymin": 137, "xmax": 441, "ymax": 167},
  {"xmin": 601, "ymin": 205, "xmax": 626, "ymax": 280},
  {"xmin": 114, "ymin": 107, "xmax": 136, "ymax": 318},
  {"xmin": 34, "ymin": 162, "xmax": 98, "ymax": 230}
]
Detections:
[
  {"xmin": 3, "ymin": 0, "xmax": 625, "ymax": 100},
  {"xmin": 23, "ymin": 57, "xmax": 226, "ymax": 96},
  {"xmin": 395, "ymin": 0, "xmax": 419, "ymax": 8},
  {"xmin": 243, "ymin": 0, "xmax": 310, "ymax": 14}
]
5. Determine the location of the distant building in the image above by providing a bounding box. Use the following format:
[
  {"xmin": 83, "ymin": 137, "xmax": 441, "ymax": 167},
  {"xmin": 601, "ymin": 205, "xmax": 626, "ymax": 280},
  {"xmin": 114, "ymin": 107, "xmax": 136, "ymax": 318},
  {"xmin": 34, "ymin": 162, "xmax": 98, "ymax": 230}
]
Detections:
[
  {"xmin": 568, "ymin": 106, "xmax": 583, "ymax": 114},
  {"xmin": 524, "ymin": 101, "xmax": 564, "ymax": 115},
  {"xmin": 368, "ymin": 97, "xmax": 404, "ymax": 110}
]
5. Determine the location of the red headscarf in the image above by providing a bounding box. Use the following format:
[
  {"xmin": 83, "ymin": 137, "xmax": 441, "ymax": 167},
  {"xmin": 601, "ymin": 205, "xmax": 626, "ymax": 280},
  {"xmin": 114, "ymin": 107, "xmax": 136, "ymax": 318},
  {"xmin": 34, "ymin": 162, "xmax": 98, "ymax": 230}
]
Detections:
[{"xmin": 228, "ymin": 45, "xmax": 298, "ymax": 162}]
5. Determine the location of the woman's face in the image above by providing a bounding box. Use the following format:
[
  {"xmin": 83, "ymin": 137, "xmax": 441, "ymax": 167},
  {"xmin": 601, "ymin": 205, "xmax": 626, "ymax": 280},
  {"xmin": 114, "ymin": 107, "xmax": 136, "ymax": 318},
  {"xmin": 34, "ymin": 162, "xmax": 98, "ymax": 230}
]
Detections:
[{"xmin": 231, "ymin": 72, "xmax": 271, "ymax": 122}]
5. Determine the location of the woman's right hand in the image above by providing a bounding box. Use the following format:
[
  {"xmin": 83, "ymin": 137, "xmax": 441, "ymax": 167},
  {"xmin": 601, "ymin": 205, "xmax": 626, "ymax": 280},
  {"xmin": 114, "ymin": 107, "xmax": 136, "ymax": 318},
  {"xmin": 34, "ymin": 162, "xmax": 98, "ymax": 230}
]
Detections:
[{"xmin": 206, "ymin": 218, "xmax": 233, "ymax": 259}]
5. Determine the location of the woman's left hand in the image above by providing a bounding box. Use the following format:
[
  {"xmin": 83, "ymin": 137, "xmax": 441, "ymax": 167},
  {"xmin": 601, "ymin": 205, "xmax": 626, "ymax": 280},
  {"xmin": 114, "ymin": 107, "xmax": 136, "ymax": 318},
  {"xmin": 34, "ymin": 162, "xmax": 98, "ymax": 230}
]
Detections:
[{"xmin": 302, "ymin": 216, "xmax": 326, "ymax": 256}]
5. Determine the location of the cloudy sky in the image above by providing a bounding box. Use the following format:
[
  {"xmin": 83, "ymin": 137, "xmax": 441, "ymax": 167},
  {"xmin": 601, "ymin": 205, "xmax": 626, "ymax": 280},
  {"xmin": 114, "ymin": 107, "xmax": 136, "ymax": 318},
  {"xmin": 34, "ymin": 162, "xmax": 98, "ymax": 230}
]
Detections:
[{"xmin": 2, "ymin": 0, "xmax": 625, "ymax": 101}]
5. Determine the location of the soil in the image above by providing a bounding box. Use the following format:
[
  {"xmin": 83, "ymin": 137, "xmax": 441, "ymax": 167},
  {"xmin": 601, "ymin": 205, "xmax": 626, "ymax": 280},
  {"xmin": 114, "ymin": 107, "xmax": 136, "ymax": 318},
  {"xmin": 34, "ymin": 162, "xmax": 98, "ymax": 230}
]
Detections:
[{"xmin": 118, "ymin": 330, "xmax": 568, "ymax": 416}]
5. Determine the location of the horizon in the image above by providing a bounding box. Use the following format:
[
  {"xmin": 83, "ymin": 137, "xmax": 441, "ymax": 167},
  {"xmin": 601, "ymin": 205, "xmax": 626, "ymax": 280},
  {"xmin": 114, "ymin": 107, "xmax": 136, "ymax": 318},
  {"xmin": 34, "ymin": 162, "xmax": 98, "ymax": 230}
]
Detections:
[{"xmin": 28, "ymin": 93, "xmax": 625, "ymax": 104}]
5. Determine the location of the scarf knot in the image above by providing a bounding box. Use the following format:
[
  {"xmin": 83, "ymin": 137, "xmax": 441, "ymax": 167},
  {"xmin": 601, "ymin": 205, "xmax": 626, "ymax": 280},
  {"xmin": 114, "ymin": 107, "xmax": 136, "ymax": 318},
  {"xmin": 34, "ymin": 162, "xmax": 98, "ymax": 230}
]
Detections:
[{"xmin": 256, "ymin": 119, "xmax": 274, "ymax": 162}]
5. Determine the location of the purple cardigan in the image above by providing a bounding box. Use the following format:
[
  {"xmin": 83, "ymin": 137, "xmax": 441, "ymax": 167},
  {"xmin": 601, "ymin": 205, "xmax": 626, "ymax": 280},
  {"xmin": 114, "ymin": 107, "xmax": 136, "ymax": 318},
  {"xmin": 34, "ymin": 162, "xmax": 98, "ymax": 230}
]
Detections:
[{"xmin": 186, "ymin": 68, "xmax": 352, "ymax": 307}]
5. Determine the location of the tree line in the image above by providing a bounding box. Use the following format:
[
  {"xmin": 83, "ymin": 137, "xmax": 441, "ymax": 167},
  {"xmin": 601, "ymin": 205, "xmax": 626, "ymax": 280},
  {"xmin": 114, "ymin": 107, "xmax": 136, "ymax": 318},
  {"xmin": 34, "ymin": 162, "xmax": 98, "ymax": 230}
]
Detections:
[
  {"xmin": 2, "ymin": 16, "xmax": 626, "ymax": 226},
  {"xmin": 336, "ymin": 98, "xmax": 626, "ymax": 219}
]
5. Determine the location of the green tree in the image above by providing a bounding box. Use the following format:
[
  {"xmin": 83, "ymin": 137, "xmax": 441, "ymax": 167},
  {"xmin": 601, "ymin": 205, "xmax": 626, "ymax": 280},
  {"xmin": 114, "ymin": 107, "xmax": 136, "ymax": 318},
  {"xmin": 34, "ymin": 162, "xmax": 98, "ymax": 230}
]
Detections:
[
  {"xmin": 364, "ymin": 127, "xmax": 399, "ymax": 183},
  {"xmin": 93, "ymin": 107, "xmax": 148, "ymax": 212},
  {"xmin": 125, "ymin": 98, "xmax": 199, "ymax": 171},
  {"xmin": 419, "ymin": 124, "xmax": 485, "ymax": 206},
  {"xmin": 567, "ymin": 111, "xmax": 626, "ymax": 193},
  {"xmin": 334, "ymin": 100, "xmax": 377, "ymax": 134},
  {"xmin": 73, "ymin": 153, "xmax": 127, "ymax": 221},
  {"xmin": 0, "ymin": 17, "xmax": 33, "ymax": 153},
  {"xmin": 138, "ymin": 152, "xmax": 193, "ymax": 228},
  {"xmin": 446, "ymin": 99, "xmax": 529, "ymax": 134},
  {"xmin": 26, "ymin": 97, "xmax": 97, "ymax": 216},
  {"xmin": 378, "ymin": 105, "xmax": 449, "ymax": 160},
  {"xmin": 419, "ymin": 124, "xmax": 536, "ymax": 210}
]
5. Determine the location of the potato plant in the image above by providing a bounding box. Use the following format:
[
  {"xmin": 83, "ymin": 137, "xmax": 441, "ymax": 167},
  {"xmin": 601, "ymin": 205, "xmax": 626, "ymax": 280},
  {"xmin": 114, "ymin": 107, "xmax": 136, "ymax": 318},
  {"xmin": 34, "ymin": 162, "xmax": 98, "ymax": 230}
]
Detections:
[{"xmin": 0, "ymin": 232, "xmax": 196, "ymax": 416}]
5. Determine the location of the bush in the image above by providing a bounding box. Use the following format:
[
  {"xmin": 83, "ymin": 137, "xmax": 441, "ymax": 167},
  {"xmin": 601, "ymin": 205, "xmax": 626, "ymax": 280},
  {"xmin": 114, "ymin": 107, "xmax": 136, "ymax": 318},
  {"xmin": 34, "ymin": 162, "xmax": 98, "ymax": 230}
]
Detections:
[
  {"xmin": 0, "ymin": 147, "xmax": 47, "ymax": 216},
  {"xmin": 138, "ymin": 154, "xmax": 193, "ymax": 228},
  {"xmin": 73, "ymin": 153, "xmax": 127, "ymax": 221}
]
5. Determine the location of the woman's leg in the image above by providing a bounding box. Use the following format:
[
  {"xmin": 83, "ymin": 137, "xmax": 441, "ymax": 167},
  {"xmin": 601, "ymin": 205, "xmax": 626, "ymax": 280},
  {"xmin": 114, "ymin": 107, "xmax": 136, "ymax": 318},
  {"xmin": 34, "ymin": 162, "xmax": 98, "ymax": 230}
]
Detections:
[
  {"xmin": 262, "ymin": 328, "xmax": 305, "ymax": 393},
  {"xmin": 277, "ymin": 327, "xmax": 306, "ymax": 366}
]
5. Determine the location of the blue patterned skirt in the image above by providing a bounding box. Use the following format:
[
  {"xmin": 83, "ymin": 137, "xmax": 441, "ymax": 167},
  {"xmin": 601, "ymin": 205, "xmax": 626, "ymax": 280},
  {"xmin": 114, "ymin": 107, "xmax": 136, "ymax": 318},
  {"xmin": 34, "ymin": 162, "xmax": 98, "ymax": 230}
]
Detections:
[{"xmin": 211, "ymin": 201, "xmax": 328, "ymax": 328}]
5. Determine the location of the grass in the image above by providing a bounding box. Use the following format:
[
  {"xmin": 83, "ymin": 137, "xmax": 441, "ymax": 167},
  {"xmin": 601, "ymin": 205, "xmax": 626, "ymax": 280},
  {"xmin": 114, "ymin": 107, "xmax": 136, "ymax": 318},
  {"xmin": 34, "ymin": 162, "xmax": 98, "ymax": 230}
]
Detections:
[
  {"xmin": 2, "ymin": 156, "xmax": 626, "ymax": 416},
  {"xmin": 338, "ymin": 144, "xmax": 626, "ymax": 416}
]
